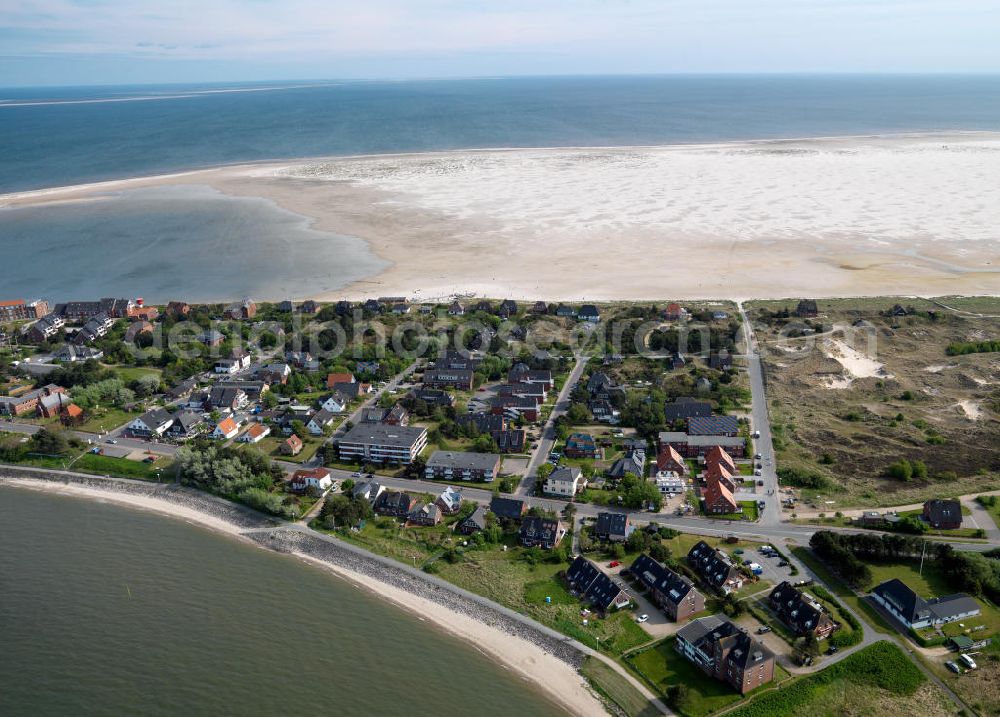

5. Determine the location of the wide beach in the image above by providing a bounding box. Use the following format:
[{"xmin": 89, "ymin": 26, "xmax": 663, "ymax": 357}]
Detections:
[{"xmin": 4, "ymin": 132, "xmax": 999, "ymax": 302}]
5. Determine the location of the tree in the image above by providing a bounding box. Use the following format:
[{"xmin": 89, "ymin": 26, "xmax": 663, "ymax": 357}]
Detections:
[
  {"xmin": 32, "ymin": 428, "xmax": 70, "ymax": 456},
  {"xmin": 536, "ymin": 463, "xmax": 554, "ymax": 480},
  {"xmin": 649, "ymin": 542, "xmax": 672, "ymax": 563},
  {"xmin": 320, "ymin": 494, "xmax": 373, "ymax": 529}
]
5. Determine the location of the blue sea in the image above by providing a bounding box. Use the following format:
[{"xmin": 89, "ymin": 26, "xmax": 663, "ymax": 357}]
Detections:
[{"xmin": 2, "ymin": 75, "xmax": 1000, "ymax": 301}]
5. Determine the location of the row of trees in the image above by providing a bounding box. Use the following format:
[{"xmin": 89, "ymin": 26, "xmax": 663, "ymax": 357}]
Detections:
[{"xmin": 175, "ymin": 444, "xmax": 292, "ymax": 517}]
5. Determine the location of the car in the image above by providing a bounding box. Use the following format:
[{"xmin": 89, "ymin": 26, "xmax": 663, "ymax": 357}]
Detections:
[
  {"xmin": 142, "ymin": 456, "xmax": 156, "ymax": 463},
  {"xmin": 754, "ymin": 469, "xmax": 762, "ymax": 476},
  {"xmin": 635, "ymin": 614, "xmax": 649, "ymax": 623},
  {"xmin": 757, "ymin": 479, "xmax": 764, "ymax": 486},
  {"xmin": 608, "ymin": 560, "xmax": 621, "ymax": 568},
  {"xmin": 351, "ymin": 472, "xmax": 361, "ymax": 478},
  {"xmin": 754, "ymin": 453, "xmax": 762, "ymax": 460},
  {"xmin": 743, "ymin": 559, "xmax": 753, "ymax": 565},
  {"xmin": 756, "ymin": 626, "xmax": 771, "ymax": 634},
  {"xmin": 778, "ymin": 560, "xmax": 789, "ymax": 567},
  {"xmin": 827, "ymin": 645, "xmax": 839, "ymax": 655},
  {"xmin": 945, "ymin": 661, "xmax": 962, "ymax": 674},
  {"xmin": 733, "ymin": 548, "xmax": 744, "ymax": 554},
  {"xmin": 105, "ymin": 438, "xmax": 117, "ymax": 444}
]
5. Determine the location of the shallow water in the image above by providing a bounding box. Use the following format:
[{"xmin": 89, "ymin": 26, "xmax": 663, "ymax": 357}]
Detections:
[{"xmin": 0, "ymin": 486, "xmax": 564, "ymax": 717}]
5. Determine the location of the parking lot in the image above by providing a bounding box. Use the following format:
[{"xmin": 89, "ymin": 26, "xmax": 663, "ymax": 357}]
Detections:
[{"xmin": 733, "ymin": 544, "xmax": 797, "ymax": 587}]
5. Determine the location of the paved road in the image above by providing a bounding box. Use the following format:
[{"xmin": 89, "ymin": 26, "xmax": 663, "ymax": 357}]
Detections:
[
  {"xmin": 2, "ymin": 419, "xmax": 179, "ymax": 456},
  {"xmin": 737, "ymin": 301, "xmax": 781, "ymax": 526},
  {"xmin": 517, "ymin": 354, "xmax": 589, "ymax": 496}
]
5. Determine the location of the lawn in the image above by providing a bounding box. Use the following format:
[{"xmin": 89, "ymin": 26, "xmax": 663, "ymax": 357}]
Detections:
[
  {"xmin": 75, "ymin": 407, "xmax": 142, "ymax": 434},
  {"xmin": 704, "ymin": 501, "xmax": 760, "ymax": 522},
  {"xmin": 435, "ymin": 540, "xmax": 651, "ymax": 655},
  {"xmin": 253, "ymin": 435, "xmax": 323, "ymax": 464},
  {"xmin": 72, "ymin": 452, "xmax": 172, "ymax": 481},
  {"xmin": 580, "ymin": 657, "xmax": 662, "ymax": 717},
  {"xmin": 110, "ymin": 366, "xmax": 162, "ymax": 384},
  {"xmin": 627, "ymin": 637, "xmax": 744, "ymax": 717}
]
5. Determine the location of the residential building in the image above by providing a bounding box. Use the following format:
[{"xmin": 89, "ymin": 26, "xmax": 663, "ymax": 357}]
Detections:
[
  {"xmin": 73, "ymin": 313, "xmax": 114, "ymax": 344},
  {"xmin": 608, "ymin": 449, "xmax": 645, "ymax": 479},
  {"xmin": 519, "ymin": 516, "xmax": 566, "ymax": 549},
  {"xmin": 870, "ymin": 579, "xmax": 980, "ymax": 630},
  {"xmin": 166, "ymin": 410, "xmax": 202, "ymax": 439},
  {"xmin": 447, "ymin": 301, "xmax": 465, "ymax": 316},
  {"xmin": 704, "ymin": 446, "xmax": 737, "ymax": 475},
  {"xmin": 212, "ymin": 417, "xmax": 240, "ymax": 440},
  {"xmin": 593, "ymin": 512, "xmax": 634, "ymax": 542},
  {"xmin": 224, "ymin": 299, "xmax": 257, "ymax": 320},
  {"xmin": 688, "ymin": 415, "xmax": 740, "ymax": 437},
  {"xmin": 564, "ymin": 432, "xmax": 600, "ymax": 459},
  {"xmin": 687, "ymin": 541, "xmax": 744, "ymax": 594},
  {"xmin": 0, "ymin": 299, "xmax": 49, "ymax": 321},
  {"xmin": 214, "ymin": 349, "xmax": 252, "ymax": 374},
  {"xmin": 281, "ymin": 435, "xmax": 303, "ymax": 456},
  {"xmin": 923, "ymin": 499, "xmax": 962, "ymax": 530},
  {"xmin": 307, "ymin": 409, "xmax": 337, "ymax": 435},
  {"xmin": 0, "ymin": 384, "xmax": 66, "ymax": 416},
  {"xmin": 410, "ymin": 388, "xmax": 454, "ymax": 408},
  {"xmin": 57, "ymin": 297, "xmax": 133, "ymax": 320},
  {"xmin": 205, "ymin": 386, "xmax": 248, "ymax": 412},
  {"xmin": 458, "ymin": 505, "xmax": 490, "ymax": 534},
  {"xmin": 166, "ymin": 378, "xmax": 198, "ymax": 401},
  {"xmin": 125, "ymin": 408, "xmax": 174, "ymax": 438},
  {"xmin": 663, "ymin": 398, "xmax": 713, "ymax": 423},
  {"xmin": 654, "ymin": 472, "xmax": 686, "ymax": 495},
  {"xmin": 352, "ymin": 479, "xmax": 384, "ymax": 505},
  {"xmin": 630, "ymin": 554, "xmax": 706, "ymax": 622},
  {"xmin": 489, "ymin": 396, "xmax": 539, "ymax": 422},
  {"xmin": 508, "ymin": 364, "xmax": 554, "ymax": 388},
  {"xmin": 702, "ymin": 470, "xmax": 740, "ymax": 514},
  {"xmin": 704, "ymin": 461, "xmax": 738, "ymax": 493},
  {"xmin": 489, "ymin": 496, "xmax": 526, "ymax": 522},
  {"xmin": 658, "ymin": 431, "xmax": 746, "ymax": 459},
  {"xmin": 543, "ymin": 466, "xmax": 586, "ymax": 498},
  {"xmin": 768, "ymin": 582, "xmax": 836, "ymax": 639},
  {"xmin": 408, "ymin": 502, "xmax": 442, "ymax": 526},
  {"xmin": 796, "ymin": 300, "xmax": 819, "ymax": 317},
  {"xmin": 655, "ymin": 445, "xmax": 689, "ymax": 475},
  {"xmin": 577, "ymin": 304, "xmax": 601, "ymax": 322},
  {"xmin": 425, "ymin": 451, "xmax": 502, "ymax": 483},
  {"xmin": 336, "ymin": 424, "xmax": 428, "ymax": 464},
  {"xmin": 239, "ymin": 423, "xmax": 271, "ymax": 444},
  {"xmin": 326, "ymin": 372, "xmax": 355, "ymax": 388},
  {"xmin": 565, "ymin": 556, "xmax": 631, "ymax": 612},
  {"xmin": 290, "ymin": 468, "xmax": 333, "ymax": 494},
  {"xmin": 25, "ymin": 313, "xmax": 65, "ymax": 343},
  {"xmin": 375, "ymin": 491, "xmax": 417, "ymax": 518},
  {"xmin": 423, "ymin": 368, "xmax": 475, "ymax": 390},
  {"xmin": 435, "ymin": 486, "xmax": 463, "ymax": 514},
  {"xmin": 36, "ymin": 391, "xmax": 74, "ymax": 419},
  {"xmin": 675, "ymin": 615, "xmax": 775, "ymax": 694},
  {"xmin": 52, "ymin": 344, "xmax": 103, "ymax": 363},
  {"xmin": 166, "ymin": 301, "xmax": 191, "ymax": 317}
]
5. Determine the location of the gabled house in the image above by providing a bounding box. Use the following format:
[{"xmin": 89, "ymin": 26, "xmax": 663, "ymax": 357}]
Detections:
[
  {"xmin": 352, "ymin": 479, "xmax": 384, "ymax": 505},
  {"xmin": 688, "ymin": 415, "xmax": 740, "ymax": 437},
  {"xmin": 564, "ymin": 432, "xmax": 600, "ymax": 459},
  {"xmin": 458, "ymin": 505, "xmax": 489, "ymax": 535},
  {"xmin": 704, "ymin": 446, "xmax": 737, "ymax": 475},
  {"xmin": 630, "ymin": 554, "xmax": 706, "ymax": 622},
  {"xmin": 593, "ymin": 512, "xmax": 634, "ymax": 542},
  {"xmin": 675, "ymin": 616, "xmax": 775, "ymax": 694},
  {"xmin": 126, "ymin": 408, "xmax": 174, "ymax": 438},
  {"xmin": 166, "ymin": 410, "xmax": 202, "ymax": 439},
  {"xmin": 212, "ymin": 417, "xmax": 240, "ymax": 440},
  {"xmin": 407, "ymin": 502, "xmax": 442, "ymax": 526},
  {"xmin": 870, "ymin": 579, "xmax": 980, "ymax": 630},
  {"xmin": 656, "ymin": 445, "xmax": 689, "ymax": 475},
  {"xmin": 687, "ymin": 541, "xmax": 744, "ymax": 594},
  {"xmin": 435, "ymin": 486, "xmax": 463, "ymax": 515},
  {"xmin": 543, "ymin": 466, "xmax": 586, "ymax": 498},
  {"xmin": 768, "ymin": 582, "xmax": 836, "ymax": 639},
  {"xmin": 702, "ymin": 472, "xmax": 740, "ymax": 515},
  {"xmin": 319, "ymin": 394, "xmax": 349, "ymax": 414},
  {"xmin": 923, "ymin": 499, "xmax": 962, "ymax": 530},
  {"xmin": 578, "ymin": 304, "xmax": 600, "ymax": 322},
  {"xmin": 307, "ymin": 409, "xmax": 337, "ymax": 435},
  {"xmin": 519, "ymin": 516, "xmax": 565, "ymax": 549},
  {"xmin": 489, "ymin": 496, "xmax": 526, "ymax": 522},
  {"xmin": 326, "ymin": 372, "xmax": 355, "ymax": 389},
  {"xmin": 238, "ymin": 423, "xmax": 270, "ymax": 444},
  {"xmin": 375, "ymin": 491, "xmax": 417, "ymax": 518},
  {"xmin": 281, "ymin": 434, "xmax": 303, "ymax": 456},
  {"xmin": 290, "ymin": 468, "xmax": 333, "ymax": 494},
  {"xmin": 663, "ymin": 398, "xmax": 712, "ymax": 423},
  {"xmin": 447, "ymin": 301, "xmax": 465, "ymax": 316},
  {"xmin": 608, "ymin": 450, "xmax": 645, "ymax": 479},
  {"xmin": 565, "ymin": 556, "xmax": 631, "ymax": 612}
]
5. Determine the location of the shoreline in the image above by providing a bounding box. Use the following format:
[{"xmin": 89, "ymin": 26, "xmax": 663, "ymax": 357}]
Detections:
[
  {"xmin": 0, "ymin": 469, "xmax": 612, "ymax": 717},
  {"xmin": 3, "ymin": 131, "xmax": 999, "ymax": 302}
]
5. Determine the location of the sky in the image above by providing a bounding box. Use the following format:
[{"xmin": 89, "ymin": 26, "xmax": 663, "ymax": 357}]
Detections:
[{"xmin": 2, "ymin": 0, "xmax": 1000, "ymax": 86}]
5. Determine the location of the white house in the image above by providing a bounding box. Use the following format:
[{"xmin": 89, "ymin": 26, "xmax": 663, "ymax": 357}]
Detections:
[
  {"xmin": 126, "ymin": 408, "xmax": 174, "ymax": 438},
  {"xmin": 214, "ymin": 351, "xmax": 252, "ymax": 374},
  {"xmin": 238, "ymin": 423, "xmax": 270, "ymax": 444},
  {"xmin": 544, "ymin": 467, "xmax": 586, "ymax": 498},
  {"xmin": 212, "ymin": 417, "xmax": 240, "ymax": 440},
  {"xmin": 307, "ymin": 409, "xmax": 336, "ymax": 435},
  {"xmin": 653, "ymin": 471, "xmax": 686, "ymax": 494},
  {"xmin": 319, "ymin": 394, "xmax": 349, "ymax": 414},
  {"xmin": 290, "ymin": 468, "xmax": 333, "ymax": 493}
]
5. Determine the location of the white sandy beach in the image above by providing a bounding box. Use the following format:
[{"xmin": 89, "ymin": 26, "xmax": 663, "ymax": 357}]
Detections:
[
  {"xmin": 4, "ymin": 132, "xmax": 999, "ymax": 301},
  {"xmin": 0, "ymin": 477, "xmax": 608, "ymax": 717}
]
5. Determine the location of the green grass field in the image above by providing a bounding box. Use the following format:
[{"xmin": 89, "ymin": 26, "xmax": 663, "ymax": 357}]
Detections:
[
  {"xmin": 110, "ymin": 366, "xmax": 162, "ymax": 384},
  {"xmin": 75, "ymin": 407, "xmax": 141, "ymax": 434},
  {"xmin": 580, "ymin": 657, "xmax": 662, "ymax": 717},
  {"xmin": 73, "ymin": 452, "xmax": 172, "ymax": 480}
]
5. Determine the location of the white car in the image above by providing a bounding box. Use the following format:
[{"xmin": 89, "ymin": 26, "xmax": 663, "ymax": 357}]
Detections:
[{"xmin": 635, "ymin": 614, "xmax": 649, "ymax": 623}]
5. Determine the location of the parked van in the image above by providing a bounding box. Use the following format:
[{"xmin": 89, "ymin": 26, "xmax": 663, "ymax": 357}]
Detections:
[{"xmin": 959, "ymin": 654, "xmax": 977, "ymax": 670}]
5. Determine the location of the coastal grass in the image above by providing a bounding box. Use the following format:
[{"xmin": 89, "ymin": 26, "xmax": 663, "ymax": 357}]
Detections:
[
  {"xmin": 72, "ymin": 453, "xmax": 173, "ymax": 481},
  {"xmin": 580, "ymin": 657, "xmax": 662, "ymax": 717},
  {"xmin": 723, "ymin": 642, "xmax": 925, "ymax": 717}
]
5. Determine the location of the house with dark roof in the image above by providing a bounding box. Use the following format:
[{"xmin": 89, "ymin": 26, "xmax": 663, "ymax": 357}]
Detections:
[
  {"xmin": 795, "ymin": 299, "xmax": 818, "ymax": 317},
  {"xmin": 458, "ymin": 505, "xmax": 489, "ymax": 535},
  {"xmin": 630, "ymin": 554, "xmax": 706, "ymax": 622},
  {"xmin": 425, "ymin": 450, "xmax": 502, "ymax": 483},
  {"xmin": 489, "ymin": 496, "xmax": 527, "ymax": 522},
  {"xmin": 608, "ymin": 449, "xmax": 645, "ymax": 479},
  {"xmin": 687, "ymin": 541, "xmax": 744, "ymax": 594},
  {"xmin": 593, "ymin": 512, "xmax": 635, "ymax": 542},
  {"xmin": 578, "ymin": 304, "xmax": 601, "ymax": 322},
  {"xmin": 664, "ymin": 398, "xmax": 713, "ymax": 423},
  {"xmin": 407, "ymin": 502, "xmax": 442, "ymax": 526},
  {"xmin": 564, "ymin": 432, "xmax": 600, "ymax": 459},
  {"xmin": 423, "ymin": 368, "xmax": 475, "ymax": 390},
  {"xmin": 870, "ymin": 579, "xmax": 980, "ymax": 630},
  {"xmin": 768, "ymin": 582, "xmax": 836, "ymax": 639},
  {"xmin": 923, "ymin": 499, "xmax": 962, "ymax": 530},
  {"xmin": 374, "ymin": 491, "xmax": 417, "ymax": 518},
  {"xmin": 166, "ymin": 410, "xmax": 202, "ymax": 439},
  {"xmin": 675, "ymin": 615, "xmax": 775, "ymax": 694},
  {"xmin": 125, "ymin": 408, "xmax": 174, "ymax": 438},
  {"xmin": 565, "ymin": 556, "xmax": 631, "ymax": 613},
  {"xmin": 687, "ymin": 415, "xmax": 740, "ymax": 437},
  {"xmin": 519, "ymin": 516, "xmax": 565, "ymax": 549},
  {"xmin": 658, "ymin": 431, "xmax": 746, "ymax": 459}
]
